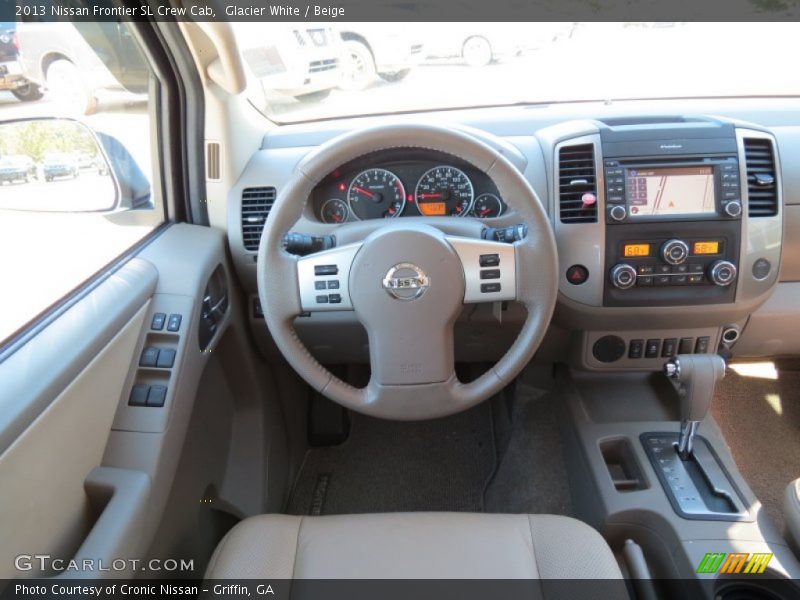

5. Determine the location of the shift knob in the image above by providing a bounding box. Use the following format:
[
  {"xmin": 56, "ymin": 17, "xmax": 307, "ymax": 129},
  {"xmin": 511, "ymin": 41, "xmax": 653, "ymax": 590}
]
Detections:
[{"xmin": 664, "ymin": 353, "xmax": 726, "ymax": 459}]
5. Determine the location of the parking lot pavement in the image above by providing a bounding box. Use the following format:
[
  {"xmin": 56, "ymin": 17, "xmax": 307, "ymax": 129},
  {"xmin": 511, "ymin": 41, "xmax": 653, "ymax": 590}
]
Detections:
[{"xmin": 0, "ymin": 172, "xmax": 116, "ymax": 212}]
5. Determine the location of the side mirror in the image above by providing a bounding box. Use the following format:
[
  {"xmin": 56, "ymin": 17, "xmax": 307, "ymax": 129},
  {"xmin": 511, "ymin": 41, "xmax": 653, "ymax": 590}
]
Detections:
[{"xmin": 0, "ymin": 118, "xmax": 150, "ymax": 212}]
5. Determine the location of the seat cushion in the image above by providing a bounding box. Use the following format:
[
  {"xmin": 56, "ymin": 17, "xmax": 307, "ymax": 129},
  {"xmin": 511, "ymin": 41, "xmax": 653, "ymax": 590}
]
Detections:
[{"xmin": 205, "ymin": 512, "xmax": 622, "ymax": 580}]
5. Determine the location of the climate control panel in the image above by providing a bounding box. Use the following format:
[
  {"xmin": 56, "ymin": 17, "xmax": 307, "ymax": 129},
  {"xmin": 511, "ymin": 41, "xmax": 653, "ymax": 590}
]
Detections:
[{"xmin": 604, "ymin": 222, "xmax": 740, "ymax": 307}]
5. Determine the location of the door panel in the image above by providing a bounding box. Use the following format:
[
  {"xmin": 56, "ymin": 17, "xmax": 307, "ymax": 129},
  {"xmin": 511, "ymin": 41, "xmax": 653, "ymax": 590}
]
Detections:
[
  {"xmin": 0, "ymin": 224, "xmax": 240, "ymax": 580},
  {"xmin": 0, "ymin": 295, "xmax": 151, "ymax": 578}
]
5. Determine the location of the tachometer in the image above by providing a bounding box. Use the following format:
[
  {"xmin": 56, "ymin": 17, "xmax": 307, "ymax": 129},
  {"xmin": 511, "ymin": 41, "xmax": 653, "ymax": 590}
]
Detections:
[
  {"xmin": 347, "ymin": 168, "xmax": 406, "ymax": 220},
  {"xmin": 414, "ymin": 166, "xmax": 474, "ymax": 217},
  {"xmin": 320, "ymin": 198, "xmax": 349, "ymax": 223},
  {"xmin": 471, "ymin": 193, "xmax": 504, "ymax": 218}
]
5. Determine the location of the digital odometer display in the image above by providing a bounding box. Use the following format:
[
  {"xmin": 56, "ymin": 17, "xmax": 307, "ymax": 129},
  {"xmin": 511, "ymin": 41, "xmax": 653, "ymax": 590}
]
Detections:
[
  {"xmin": 415, "ymin": 166, "xmax": 474, "ymax": 217},
  {"xmin": 626, "ymin": 166, "xmax": 715, "ymax": 217}
]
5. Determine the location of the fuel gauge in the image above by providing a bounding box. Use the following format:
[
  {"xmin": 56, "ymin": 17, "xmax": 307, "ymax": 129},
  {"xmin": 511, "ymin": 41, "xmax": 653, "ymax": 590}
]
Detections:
[
  {"xmin": 471, "ymin": 193, "xmax": 504, "ymax": 218},
  {"xmin": 320, "ymin": 198, "xmax": 349, "ymax": 224}
]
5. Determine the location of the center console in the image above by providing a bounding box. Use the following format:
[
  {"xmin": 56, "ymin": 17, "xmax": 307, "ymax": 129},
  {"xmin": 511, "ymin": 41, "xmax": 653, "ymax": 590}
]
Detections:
[{"xmin": 601, "ymin": 118, "xmax": 743, "ymax": 307}]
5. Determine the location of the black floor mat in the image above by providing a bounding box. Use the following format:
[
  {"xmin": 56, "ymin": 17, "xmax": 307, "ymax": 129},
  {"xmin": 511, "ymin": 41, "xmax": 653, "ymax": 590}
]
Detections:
[
  {"xmin": 484, "ymin": 381, "xmax": 573, "ymax": 515},
  {"xmin": 286, "ymin": 401, "xmax": 496, "ymax": 515},
  {"xmin": 711, "ymin": 368, "xmax": 800, "ymax": 533}
]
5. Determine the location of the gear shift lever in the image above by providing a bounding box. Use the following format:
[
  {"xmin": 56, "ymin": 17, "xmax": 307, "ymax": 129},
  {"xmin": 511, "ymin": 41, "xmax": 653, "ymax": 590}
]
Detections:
[{"xmin": 663, "ymin": 354, "xmax": 726, "ymax": 460}]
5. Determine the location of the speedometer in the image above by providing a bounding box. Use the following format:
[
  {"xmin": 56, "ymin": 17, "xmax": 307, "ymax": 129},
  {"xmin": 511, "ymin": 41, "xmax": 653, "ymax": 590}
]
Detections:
[
  {"xmin": 414, "ymin": 166, "xmax": 474, "ymax": 217},
  {"xmin": 347, "ymin": 168, "xmax": 406, "ymax": 220}
]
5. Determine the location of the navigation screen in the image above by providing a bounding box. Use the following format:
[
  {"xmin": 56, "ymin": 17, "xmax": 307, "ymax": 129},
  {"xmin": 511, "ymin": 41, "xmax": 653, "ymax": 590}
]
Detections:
[{"xmin": 626, "ymin": 166, "xmax": 715, "ymax": 217}]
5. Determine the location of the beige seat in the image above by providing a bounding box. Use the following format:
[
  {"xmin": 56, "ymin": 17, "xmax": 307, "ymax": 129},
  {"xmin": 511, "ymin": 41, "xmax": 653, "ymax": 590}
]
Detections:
[{"xmin": 206, "ymin": 512, "xmax": 623, "ymax": 587}]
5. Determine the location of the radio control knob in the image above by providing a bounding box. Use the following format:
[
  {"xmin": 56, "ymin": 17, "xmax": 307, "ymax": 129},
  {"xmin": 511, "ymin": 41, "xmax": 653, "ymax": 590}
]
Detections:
[
  {"xmin": 709, "ymin": 260, "xmax": 737, "ymax": 286},
  {"xmin": 608, "ymin": 205, "xmax": 627, "ymax": 222},
  {"xmin": 724, "ymin": 200, "xmax": 742, "ymax": 218},
  {"xmin": 661, "ymin": 239, "xmax": 690, "ymax": 265},
  {"xmin": 610, "ymin": 264, "xmax": 637, "ymax": 289}
]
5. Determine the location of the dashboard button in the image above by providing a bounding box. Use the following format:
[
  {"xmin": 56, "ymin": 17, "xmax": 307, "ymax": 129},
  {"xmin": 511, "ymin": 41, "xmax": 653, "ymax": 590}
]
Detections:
[
  {"xmin": 695, "ymin": 337, "xmax": 710, "ymax": 353},
  {"xmin": 661, "ymin": 239, "xmax": 689, "ymax": 266},
  {"xmin": 679, "ymin": 337, "xmax": 694, "ymax": 354},
  {"xmin": 662, "ymin": 338, "xmax": 677, "ymax": 357},
  {"xmin": 637, "ymin": 275, "xmax": 653, "ymax": 286},
  {"xmin": 688, "ymin": 274, "xmax": 704, "ymax": 284},
  {"xmin": 566, "ymin": 264, "xmax": 589, "ymax": 285},
  {"xmin": 629, "ymin": 339, "xmax": 644, "ymax": 359},
  {"xmin": 655, "ymin": 275, "xmax": 671, "ymax": 286},
  {"xmin": 645, "ymin": 339, "xmax": 661, "ymax": 358}
]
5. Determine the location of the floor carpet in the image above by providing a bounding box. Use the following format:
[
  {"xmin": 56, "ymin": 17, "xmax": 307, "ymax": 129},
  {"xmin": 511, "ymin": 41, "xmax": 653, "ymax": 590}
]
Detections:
[
  {"xmin": 711, "ymin": 368, "xmax": 800, "ymax": 533},
  {"xmin": 286, "ymin": 400, "xmax": 496, "ymax": 515}
]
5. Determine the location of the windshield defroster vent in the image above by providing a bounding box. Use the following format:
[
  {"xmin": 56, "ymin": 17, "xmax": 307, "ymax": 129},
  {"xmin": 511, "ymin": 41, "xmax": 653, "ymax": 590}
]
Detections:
[
  {"xmin": 241, "ymin": 187, "xmax": 276, "ymax": 251},
  {"xmin": 743, "ymin": 138, "xmax": 778, "ymax": 218},
  {"xmin": 558, "ymin": 144, "xmax": 598, "ymax": 224}
]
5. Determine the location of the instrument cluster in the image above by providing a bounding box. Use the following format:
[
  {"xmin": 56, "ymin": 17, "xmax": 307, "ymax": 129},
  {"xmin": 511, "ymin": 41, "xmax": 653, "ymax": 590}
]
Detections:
[{"xmin": 312, "ymin": 150, "xmax": 507, "ymax": 223}]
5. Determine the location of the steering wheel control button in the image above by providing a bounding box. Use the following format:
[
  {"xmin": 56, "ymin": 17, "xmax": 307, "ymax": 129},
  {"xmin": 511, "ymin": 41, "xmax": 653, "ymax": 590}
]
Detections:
[
  {"xmin": 151, "ymin": 313, "xmax": 166, "ymax": 330},
  {"xmin": 314, "ymin": 281, "xmax": 327, "ymax": 290},
  {"xmin": 382, "ymin": 263, "xmax": 430, "ymax": 301},
  {"xmin": 610, "ymin": 264, "xmax": 637, "ymax": 289},
  {"xmin": 661, "ymin": 338, "xmax": 678, "ymax": 358},
  {"xmin": 314, "ymin": 264, "xmax": 339, "ymax": 276},
  {"xmin": 139, "ymin": 347, "xmax": 160, "ymax": 367},
  {"xmin": 156, "ymin": 349, "xmax": 176, "ymax": 369},
  {"xmin": 695, "ymin": 336, "xmax": 710, "ymax": 353},
  {"xmin": 480, "ymin": 283, "xmax": 502, "ymax": 293},
  {"xmin": 327, "ymin": 280, "xmax": 340, "ymax": 289},
  {"xmin": 146, "ymin": 385, "xmax": 167, "ymax": 408},
  {"xmin": 645, "ymin": 339, "xmax": 661, "ymax": 359},
  {"xmin": 329, "ymin": 294, "xmax": 342, "ymax": 304},
  {"xmin": 592, "ymin": 335, "xmax": 626, "ymax": 363},
  {"xmin": 129, "ymin": 384, "xmax": 149, "ymax": 407},
  {"xmin": 480, "ymin": 269, "xmax": 501, "ymax": 280},
  {"xmin": 709, "ymin": 260, "xmax": 737, "ymax": 286},
  {"xmin": 661, "ymin": 239, "xmax": 690, "ymax": 265},
  {"xmin": 478, "ymin": 253, "xmax": 500, "ymax": 267},
  {"xmin": 628, "ymin": 339, "xmax": 644, "ymax": 359},
  {"xmin": 566, "ymin": 264, "xmax": 589, "ymax": 285},
  {"xmin": 315, "ymin": 295, "xmax": 329, "ymax": 304},
  {"xmin": 166, "ymin": 314, "xmax": 182, "ymax": 332},
  {"xmin": 752, "ymin": 258, "xmax": 772, "ymax": 280}
]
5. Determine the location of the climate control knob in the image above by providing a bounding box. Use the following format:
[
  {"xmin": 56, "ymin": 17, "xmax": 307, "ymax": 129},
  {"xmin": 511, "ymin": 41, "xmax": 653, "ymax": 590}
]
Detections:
[
  {"xmin": 610, "ymin": 264, "xmax": 638, "ymax": 289},
  {"xmin": 608, "ymin": 205, "xmax": 627, "ymax": 222},
  {"xmin": 661, "ymin": 239, "xmax": 690, "ymax": 265},
  {"xmin": 709, "ymin": 260, "xmax": 737, "ymax": 286}
]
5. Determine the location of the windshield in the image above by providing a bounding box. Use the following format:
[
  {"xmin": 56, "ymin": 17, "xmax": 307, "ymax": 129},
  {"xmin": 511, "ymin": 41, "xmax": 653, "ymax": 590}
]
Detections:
[{"xmin": 233, "ymin": 22, "xmax": 798, "ymax": 124}]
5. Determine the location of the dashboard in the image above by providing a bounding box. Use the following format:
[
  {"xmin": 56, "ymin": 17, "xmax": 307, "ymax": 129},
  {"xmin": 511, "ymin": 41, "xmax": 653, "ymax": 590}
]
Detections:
[
  {"xmin": 226, "ymin": 98, "xmax": 800, "ymax": 370},
  {"xmin": 311, "ymin": 149, "xmax": 508, "ymax": 222}
]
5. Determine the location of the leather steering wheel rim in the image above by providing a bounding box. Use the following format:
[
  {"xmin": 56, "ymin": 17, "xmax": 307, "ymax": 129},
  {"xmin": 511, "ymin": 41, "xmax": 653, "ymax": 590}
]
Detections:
[{"xmin": 257, "ymin": 124, "xmax": 558, "ymax": 420}]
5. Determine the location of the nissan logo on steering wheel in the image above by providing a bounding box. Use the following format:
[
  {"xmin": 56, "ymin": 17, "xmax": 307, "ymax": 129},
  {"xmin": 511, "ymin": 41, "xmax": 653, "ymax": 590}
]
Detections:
[{"xmin": 381, "ymin": 263, "xmax": 430, "ymax": 301}]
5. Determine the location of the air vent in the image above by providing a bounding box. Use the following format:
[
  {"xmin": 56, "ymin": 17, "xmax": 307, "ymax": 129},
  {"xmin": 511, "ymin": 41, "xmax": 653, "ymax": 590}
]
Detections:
[
  {"xmin": 241, "ymin": 187, "xmax": 276, "ymax": 251},
  {"xmin": 206, "ymin": 141, "xmax": 221, "ymax": 181},
  {"xmin": 743, "ymin": 138, "xmax": 778, "ymax": 217},
  {"xmin": 558, "ymin": 144, "xmax": 598, "ymax": 223}
]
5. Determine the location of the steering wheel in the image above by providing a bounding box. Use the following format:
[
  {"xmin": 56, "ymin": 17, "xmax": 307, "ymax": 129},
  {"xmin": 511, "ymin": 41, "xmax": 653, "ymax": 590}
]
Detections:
[{"xmin": 257, "ymin": 124, "xmax": 558, "ymax": 420}]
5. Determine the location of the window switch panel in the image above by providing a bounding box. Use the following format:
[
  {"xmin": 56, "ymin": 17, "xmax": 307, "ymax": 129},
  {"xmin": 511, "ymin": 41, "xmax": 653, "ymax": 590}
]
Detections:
[{"xmin": 151, "ymin": 313, "xmax": 166, "ymax": 330}]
